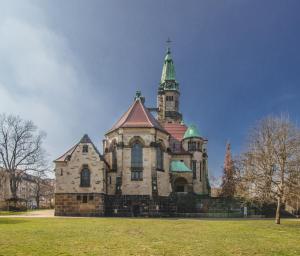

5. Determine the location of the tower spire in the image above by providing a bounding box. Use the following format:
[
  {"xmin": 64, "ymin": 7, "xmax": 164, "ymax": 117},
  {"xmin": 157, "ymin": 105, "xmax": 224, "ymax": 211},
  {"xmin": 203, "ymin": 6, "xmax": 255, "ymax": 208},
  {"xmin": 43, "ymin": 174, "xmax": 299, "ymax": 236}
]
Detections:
[
  {"xmin": 157, "ymin": 40, "xmax": 182, "ymax": 124},
  {"xmin": 160, "ymin": 38, "xmax": 178, "ymax": 87}
]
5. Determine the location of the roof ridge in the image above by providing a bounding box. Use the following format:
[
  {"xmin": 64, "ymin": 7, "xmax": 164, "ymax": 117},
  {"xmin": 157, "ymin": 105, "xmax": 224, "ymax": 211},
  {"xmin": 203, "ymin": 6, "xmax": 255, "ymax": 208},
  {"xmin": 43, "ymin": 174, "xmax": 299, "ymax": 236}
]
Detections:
[{"xmin": 140, "ymin": 100, "xmax": 153, "ymax": 126}]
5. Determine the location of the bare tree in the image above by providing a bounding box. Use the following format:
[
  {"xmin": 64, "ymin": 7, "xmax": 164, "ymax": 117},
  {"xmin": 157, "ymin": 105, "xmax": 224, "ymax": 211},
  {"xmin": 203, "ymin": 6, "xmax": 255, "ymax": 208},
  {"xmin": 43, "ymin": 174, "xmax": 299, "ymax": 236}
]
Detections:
[
  {"xmin": 238, "ymin": 115, "xmax": 300, "ymax": 224},
  {"xmin": 32, "ymin": 169, "xmax": 54, "ymax": 209},
  {"xmin": 0, "ymin": 114, "xmax": 47, "ymax": 205}
]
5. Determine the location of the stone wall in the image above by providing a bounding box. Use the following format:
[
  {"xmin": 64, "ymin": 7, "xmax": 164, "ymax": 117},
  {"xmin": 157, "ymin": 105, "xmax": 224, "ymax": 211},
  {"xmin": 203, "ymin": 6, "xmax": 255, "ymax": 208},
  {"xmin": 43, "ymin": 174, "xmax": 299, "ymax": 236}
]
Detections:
[
  {"xmin": 104, "ymin": 128, "xmax": 171, "ymax": 197},
  {"xmin": 55, "ymin": 143, "xmax": 105, "ymax": 194},
  {"xmin": 55, "ymin": 193, "xmax": 105, "ymax": 216},
  {"xmin": 105, "ymin": 195, "xmax": 176, "ymax": 217}
]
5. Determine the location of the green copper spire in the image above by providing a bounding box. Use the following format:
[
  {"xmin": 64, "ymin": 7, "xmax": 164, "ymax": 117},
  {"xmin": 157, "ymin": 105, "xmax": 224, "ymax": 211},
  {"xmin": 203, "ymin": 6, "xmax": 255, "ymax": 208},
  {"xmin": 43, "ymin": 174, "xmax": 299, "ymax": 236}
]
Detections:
[
  {"xmin": 183, "ymin": 124, "xmax": 201, "ymax": 139},
  {"xmin": 160, "ymin": 47, "xmax": 176, "ymax": 84}
]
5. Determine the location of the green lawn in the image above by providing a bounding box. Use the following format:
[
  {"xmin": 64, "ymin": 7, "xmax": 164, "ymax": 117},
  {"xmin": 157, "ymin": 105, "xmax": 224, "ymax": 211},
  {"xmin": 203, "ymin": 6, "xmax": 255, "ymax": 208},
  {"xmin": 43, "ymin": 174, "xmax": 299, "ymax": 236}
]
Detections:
[
  {"xmin": 0, "ymin": 211, "xmax": 27, "ymax": 215},
  {"xmin": 0, "ymin": 218, "xmax": 299, "ymax": 256}
]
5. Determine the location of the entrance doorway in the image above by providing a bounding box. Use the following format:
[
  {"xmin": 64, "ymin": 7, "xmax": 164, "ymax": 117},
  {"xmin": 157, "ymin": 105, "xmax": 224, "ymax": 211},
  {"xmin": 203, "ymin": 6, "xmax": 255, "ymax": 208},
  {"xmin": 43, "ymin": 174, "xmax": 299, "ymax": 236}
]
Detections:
[
  {"xmin": 132, "ymin": 205, "xmax": 140, "ymax": 217},
  {"xmin": 174, "ymin": 177, "xmax": 188, "ymax": 193}
]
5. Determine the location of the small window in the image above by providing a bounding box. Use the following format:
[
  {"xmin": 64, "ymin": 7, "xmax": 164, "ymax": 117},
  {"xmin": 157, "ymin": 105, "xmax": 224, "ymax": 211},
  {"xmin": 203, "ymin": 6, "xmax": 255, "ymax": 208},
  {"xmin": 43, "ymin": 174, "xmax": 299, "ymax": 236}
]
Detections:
[
  {"xmin": 166, "ymin": 96, "xmax": 174, "ymax": 101},
  {"xmin": 192, "ymin": 160, "xmax": 197, "ymax": 179},
  {"xmin": 131, "ymin": 170, "xmax": 143, "ymax": 181},
  {"xmin": 112, "ymin": 146, "xmax": 117, "ymax": 171},
  {"xmin": 82, "ymin": 145, "xmax": 88, "ymax": 153},
  {"xmin": 156, "ymin": 146, "xmax": 164, "ymax": 170},
  {"xmin": 116, "ymin": 177, "xmax": 122, "ymax": 193},
  {"xmin": 60, "ymin": 169, "xmax": 63, "ymax": 176},
  {"xmin": 77, "ymin": 195, "xmax": 81, "ymax": 201},
  {"xmin": 82, "ymin": 195, "xmax": 88, "ymax": 203},
  {"xmin": 199, "ymin": 161, "xmax": 202, "ymax": 181},
  {"xmin": 89, "ymin": 195, "xmax": 94, "ymax": 201},
  {"xmin": 188, "ymin": 141, "xmax": 197, "ymax": 151}
]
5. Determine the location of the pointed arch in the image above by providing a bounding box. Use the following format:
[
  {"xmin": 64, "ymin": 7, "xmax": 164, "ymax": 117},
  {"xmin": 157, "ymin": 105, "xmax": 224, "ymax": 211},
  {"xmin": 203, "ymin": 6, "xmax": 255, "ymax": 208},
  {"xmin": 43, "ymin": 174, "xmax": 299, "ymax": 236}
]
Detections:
[
  {"xmin": 80, "ymin": 165, "xmax": 90, "ymax": 187},
  {"xmin": 131, "ymin": 141, "xmax": 143, "ymax": 180}
]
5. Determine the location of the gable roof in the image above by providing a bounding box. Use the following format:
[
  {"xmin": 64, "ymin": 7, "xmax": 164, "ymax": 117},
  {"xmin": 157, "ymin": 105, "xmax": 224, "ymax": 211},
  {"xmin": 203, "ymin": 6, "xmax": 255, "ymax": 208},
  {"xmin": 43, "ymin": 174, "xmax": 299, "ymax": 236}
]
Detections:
[
  {"xmin": 54, "ymin": 134, "xmax": 110, "ymax": 169},
  {"xmin": 107, "ymin": 99, "xmax": 168, "ymax": 134},
  {"xmin": 54, "ymin": 144, "xmax": 78, "ymax": 162}
]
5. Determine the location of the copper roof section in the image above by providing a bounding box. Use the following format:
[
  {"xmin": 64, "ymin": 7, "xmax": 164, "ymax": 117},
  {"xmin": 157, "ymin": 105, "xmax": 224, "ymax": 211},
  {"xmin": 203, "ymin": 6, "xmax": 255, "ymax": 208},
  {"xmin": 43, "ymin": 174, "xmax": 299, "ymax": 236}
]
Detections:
[{"xmin": 107, "ymin": 99, "xmax": 168, "ymax": 134}]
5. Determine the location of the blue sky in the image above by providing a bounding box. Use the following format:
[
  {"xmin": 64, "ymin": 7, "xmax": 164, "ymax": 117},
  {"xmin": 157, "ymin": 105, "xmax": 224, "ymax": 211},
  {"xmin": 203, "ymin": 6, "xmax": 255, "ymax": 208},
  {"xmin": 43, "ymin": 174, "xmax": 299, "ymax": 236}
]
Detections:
[{"xmin": 0, "ymin": 0, "xmax": 300, "ymax": 177}]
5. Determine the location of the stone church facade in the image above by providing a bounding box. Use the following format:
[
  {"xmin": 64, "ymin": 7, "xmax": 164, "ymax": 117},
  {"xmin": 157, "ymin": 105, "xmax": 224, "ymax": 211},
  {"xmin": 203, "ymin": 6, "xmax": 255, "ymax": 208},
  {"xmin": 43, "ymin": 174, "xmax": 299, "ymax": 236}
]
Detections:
[{"xmin": 54, "ymin": 47, "xmax": 210, "ymax": 216}]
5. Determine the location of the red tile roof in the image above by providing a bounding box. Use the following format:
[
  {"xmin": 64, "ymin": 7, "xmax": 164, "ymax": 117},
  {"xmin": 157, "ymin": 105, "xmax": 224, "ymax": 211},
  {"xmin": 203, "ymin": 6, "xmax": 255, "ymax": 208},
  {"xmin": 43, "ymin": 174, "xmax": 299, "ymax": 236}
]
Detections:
[
  {"xmin": 163, "ymin": 123, "xmax": 187, "ymax": 141},
  {"xmin": 163, "ymin": 123, "xmax": 190, "ymax": 154},
  {"xmin": 107, "ymin": 99, "xmax": 167, "ymax": 134}
]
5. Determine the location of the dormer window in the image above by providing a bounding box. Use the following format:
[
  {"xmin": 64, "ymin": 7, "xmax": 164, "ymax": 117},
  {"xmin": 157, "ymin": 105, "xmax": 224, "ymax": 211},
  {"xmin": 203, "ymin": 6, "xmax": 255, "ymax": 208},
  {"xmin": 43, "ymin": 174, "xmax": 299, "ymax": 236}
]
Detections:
[{"xmin": 82, "ymin": 145, "xmax": 88, "ymax": 153}]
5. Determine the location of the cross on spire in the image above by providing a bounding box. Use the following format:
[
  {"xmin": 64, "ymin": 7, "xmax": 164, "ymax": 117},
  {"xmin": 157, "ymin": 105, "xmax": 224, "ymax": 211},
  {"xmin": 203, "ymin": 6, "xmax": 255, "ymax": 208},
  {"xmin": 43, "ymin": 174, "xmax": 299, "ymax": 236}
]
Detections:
[{"xmin": 166, "ymin": 37, "xmax": 172, "ymax": 53}]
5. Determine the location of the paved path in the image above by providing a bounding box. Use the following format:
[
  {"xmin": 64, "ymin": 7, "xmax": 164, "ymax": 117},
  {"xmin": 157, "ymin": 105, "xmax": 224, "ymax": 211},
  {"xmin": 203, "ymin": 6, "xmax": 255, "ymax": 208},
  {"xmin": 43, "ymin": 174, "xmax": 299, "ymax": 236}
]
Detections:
[{"xmin": 0, "ymin": 209, "xmax": 54, "ymax": 218}]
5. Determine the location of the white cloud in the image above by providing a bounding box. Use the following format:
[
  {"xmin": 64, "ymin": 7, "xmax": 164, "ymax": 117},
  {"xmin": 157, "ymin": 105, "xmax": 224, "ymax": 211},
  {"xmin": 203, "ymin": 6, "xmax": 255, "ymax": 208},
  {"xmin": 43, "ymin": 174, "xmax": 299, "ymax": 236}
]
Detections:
[{"xmin": 0, "ymin": 1, "xmax": 105, "ymax": 166}]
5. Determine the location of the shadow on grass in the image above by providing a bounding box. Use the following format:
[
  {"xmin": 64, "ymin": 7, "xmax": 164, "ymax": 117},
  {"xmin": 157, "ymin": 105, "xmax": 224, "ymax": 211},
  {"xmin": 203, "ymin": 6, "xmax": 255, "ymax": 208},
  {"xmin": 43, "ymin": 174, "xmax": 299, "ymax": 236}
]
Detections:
[{"xmin": 0, "ymin": 218, "xmax": 29, "ymax": 225}]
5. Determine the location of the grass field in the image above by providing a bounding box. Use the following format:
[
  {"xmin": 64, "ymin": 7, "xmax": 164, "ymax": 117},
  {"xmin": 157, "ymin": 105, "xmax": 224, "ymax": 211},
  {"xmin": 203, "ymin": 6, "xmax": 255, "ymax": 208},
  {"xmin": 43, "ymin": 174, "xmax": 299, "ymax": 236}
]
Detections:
[{"xmin": 0, "ymin": 218, "xmax": 299, "ymax": 256}]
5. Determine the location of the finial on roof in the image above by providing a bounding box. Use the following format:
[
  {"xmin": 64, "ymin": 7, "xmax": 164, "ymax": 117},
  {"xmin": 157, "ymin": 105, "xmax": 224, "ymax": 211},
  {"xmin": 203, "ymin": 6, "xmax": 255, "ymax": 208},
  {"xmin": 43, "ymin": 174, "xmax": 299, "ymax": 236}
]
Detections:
[{"xmin": 134, "ymin": 90, "xmax": 145, "ymax": 104}]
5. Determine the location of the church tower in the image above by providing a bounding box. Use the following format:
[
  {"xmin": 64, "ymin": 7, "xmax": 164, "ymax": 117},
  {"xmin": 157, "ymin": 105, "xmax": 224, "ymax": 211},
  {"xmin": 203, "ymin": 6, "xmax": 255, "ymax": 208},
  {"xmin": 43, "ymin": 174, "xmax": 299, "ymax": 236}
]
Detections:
[{"xmin": 157, "ymin": 45, "xmax": 182, "ymax": 124}]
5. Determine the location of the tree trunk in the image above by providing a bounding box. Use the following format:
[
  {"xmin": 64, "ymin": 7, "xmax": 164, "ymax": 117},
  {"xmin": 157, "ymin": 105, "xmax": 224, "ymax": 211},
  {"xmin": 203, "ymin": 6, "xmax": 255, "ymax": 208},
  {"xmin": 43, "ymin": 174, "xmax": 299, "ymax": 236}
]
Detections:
[
  {"xmin": 36, "ymin": 195, "xmax": 40, "ymax": 209},
  {"xmin": 10, "ymin": 176, "xmax": 18, "ymax": 199},
  {"xmin": 275, "ymin": 197, "xmax": 281, "ymax": 224}
]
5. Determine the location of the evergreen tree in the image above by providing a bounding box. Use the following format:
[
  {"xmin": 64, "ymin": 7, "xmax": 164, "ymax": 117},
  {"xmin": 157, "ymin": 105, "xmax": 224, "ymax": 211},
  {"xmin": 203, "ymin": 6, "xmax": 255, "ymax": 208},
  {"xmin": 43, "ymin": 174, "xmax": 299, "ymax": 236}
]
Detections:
[{"xmin": 220, "ymin": 142, "xmax": 236, "ymax": 198}]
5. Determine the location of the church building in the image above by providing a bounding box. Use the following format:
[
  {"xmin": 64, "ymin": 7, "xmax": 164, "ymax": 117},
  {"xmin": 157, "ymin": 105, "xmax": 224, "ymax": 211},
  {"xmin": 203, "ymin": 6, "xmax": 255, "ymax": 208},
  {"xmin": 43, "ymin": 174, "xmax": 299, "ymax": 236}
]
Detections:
[{"xmin": 54, "ymin": 46, "xmax": 210, "ymax": 216}]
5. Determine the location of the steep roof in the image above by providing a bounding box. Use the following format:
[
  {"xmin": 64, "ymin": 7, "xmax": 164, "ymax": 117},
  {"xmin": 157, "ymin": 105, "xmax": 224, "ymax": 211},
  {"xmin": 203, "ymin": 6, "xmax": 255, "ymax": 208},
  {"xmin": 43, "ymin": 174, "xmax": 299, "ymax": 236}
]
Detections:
[
  {"xmin": 107, "ymin": 97, "xmax": 167, "ymax": 134},
  {"xmin": 161, "ymin": 48, "xmax": 176, "ymax": 84},
  {"xmin": 54, "ymin": 144, "xmax": 78, "ymax": 162},
  {"xmin": 54, "ymin": 134, "xmax": 109, "ymax": 168},
  {"xmin": 183, "ymin": 124, "xmax": 201, "ymax": 139}
]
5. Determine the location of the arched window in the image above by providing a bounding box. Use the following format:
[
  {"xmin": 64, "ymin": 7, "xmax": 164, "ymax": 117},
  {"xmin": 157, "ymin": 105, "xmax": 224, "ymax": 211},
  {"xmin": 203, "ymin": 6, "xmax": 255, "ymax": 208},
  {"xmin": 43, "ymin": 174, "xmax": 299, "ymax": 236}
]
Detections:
[
  {"xmin": 156, "ymin": 146, "xmax": 164, "ymax": 170},
  {"xmin": 80, "ymin": 166, "xmax": 90, "ymax": 187},
  {"xmin": 112, "ymin": 146, "xmax": 117, "ymax": 171},
  {"xmin": 131, "ymin": 142, "xmax": 143, "ymax": 180}
]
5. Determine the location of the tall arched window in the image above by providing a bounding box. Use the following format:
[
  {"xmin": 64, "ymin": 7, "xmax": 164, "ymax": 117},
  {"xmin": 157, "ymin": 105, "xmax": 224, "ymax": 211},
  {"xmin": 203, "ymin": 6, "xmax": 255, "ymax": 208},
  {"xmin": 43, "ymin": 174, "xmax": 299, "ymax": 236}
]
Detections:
[
  {"xmin": 131, "ymin": 142, "xmax": 143, "ymax": 180},
  {"xmin": 80, "ymin": 166, "xmax": 90, "ymax": 187},
  {"xmin": 156, "ymin": 146, "xmax": 164, "ymax": 170},
  {"xmin": 112, "ymin": 146, "xmax": 117, "ymax": 171}
]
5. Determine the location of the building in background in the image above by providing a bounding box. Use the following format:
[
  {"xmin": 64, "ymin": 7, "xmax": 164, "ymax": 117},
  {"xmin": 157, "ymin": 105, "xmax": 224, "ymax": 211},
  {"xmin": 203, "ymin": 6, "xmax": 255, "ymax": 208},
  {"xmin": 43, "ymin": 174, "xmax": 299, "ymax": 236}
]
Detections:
[
  {"xmin": 0, "ymin": 168, "xmax": 54, "ymax": 210},
  {"xmin": 54, "ymin": 46, "xmax": 210, "ymax": 216}
]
